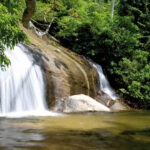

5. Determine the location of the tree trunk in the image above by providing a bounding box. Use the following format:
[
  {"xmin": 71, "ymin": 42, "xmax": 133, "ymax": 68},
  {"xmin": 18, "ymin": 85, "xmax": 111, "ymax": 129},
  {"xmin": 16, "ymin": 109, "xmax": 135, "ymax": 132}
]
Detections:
[{"xmin": 22, "ymin": 0, "xmax": 36, "ymax": 28}]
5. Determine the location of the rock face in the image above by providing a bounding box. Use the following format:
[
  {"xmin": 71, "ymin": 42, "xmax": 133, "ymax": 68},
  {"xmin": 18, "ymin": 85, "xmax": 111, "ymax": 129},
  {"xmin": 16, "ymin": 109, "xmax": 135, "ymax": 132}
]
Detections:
[
  {"xmin": 20, "ymin": 24, "xmax": 129, "ymax": 112},
  {"xmin": 54, "ymin": 94, "xmax": 110, "ymax": 112},
  {"xmin": 21, "ymin": 24, "xmax": 99, "ymax": 109}
]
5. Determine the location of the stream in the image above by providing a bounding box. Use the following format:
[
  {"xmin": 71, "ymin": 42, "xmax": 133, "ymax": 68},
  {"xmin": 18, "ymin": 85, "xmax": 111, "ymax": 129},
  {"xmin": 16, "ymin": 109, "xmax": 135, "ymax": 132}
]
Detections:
[{"xmin": 0, "ymin": 111, "xmax": 150, "ymax": 150}]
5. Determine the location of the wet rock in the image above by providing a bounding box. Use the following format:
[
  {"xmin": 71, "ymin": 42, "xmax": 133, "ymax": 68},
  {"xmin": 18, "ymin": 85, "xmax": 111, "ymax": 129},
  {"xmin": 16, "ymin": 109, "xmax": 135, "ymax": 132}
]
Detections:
[
  {"xmin": 142, "ymin": 127, "xmax": 150, "ymax": 132},
  {"xmin": 23, "ymin": 43, "xmax": 99, "ymax": 108},
  {"xmin": 97, "ymin": 91, "xmax": 128, "ymax": 111},
  {"xmin": 110, "ymin": 100, "xmax": 129, "ymax": 111},
  {"xmin": 53, "ymin": 94, "xmax": 110, "ymax": 112},
  {"xmin": 97, "ymin": 91, "xmax": 115, "ymax": 107}
]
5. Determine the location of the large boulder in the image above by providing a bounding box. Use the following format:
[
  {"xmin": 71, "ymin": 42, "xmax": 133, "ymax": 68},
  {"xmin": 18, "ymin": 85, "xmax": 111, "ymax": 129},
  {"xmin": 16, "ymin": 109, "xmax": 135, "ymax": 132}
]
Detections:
[{"xmin": 53, "ymin": 94, "xmax": 110, "ymax": 112}]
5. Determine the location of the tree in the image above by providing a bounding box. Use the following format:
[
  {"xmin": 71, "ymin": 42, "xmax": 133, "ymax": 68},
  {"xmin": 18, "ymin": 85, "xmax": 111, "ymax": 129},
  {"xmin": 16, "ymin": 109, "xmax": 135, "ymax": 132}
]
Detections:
[{"xmin": 22, "ymin": 0, "xmax": 36, "ymax": 28}]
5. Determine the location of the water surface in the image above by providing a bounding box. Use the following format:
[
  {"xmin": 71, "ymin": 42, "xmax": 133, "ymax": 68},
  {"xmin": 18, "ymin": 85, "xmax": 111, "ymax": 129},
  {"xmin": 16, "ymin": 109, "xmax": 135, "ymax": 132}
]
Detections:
[{"xmin": 0, "ymin": 111, "xmax": 150, "ymax": 150}]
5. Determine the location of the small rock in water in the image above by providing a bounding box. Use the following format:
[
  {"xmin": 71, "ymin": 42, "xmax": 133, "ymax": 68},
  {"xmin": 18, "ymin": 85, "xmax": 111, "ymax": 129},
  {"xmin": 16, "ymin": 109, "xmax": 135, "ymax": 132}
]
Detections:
[{"xmin": 143, "ymin": 127, "xmax": 150, "ymax": 132}]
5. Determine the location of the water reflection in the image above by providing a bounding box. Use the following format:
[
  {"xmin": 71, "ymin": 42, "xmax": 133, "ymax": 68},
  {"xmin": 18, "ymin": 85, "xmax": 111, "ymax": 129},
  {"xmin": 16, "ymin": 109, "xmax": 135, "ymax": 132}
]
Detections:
[
  {"xmin": 0, "ymin": 119, "xmax": 44, "ymax": 150},
  {"xmin": 0, "ymin": 111, "xmax": 150, "ymax": 150}
]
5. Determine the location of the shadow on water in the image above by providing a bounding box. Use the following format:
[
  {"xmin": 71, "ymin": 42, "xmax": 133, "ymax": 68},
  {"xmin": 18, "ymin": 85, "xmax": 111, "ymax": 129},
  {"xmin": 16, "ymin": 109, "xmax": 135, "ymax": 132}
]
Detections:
[
  {"xmin": 0, "ymin": 118, "xmax": 44, "ymax": 150},
  {"xmin": 13, "ymin": 128, "xmax": 150, "ymax": 150}
]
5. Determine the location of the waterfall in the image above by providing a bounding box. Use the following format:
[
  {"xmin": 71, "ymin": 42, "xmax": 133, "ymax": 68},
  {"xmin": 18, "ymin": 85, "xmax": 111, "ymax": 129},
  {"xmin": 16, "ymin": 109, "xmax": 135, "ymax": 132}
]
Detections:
[
  {"xmin": 0, "ymin": 44, "xmax": 58, "ymax": 118},
  {"xmin": 93, "ymin": 63, "xmax": 119, "ymax": 100}
]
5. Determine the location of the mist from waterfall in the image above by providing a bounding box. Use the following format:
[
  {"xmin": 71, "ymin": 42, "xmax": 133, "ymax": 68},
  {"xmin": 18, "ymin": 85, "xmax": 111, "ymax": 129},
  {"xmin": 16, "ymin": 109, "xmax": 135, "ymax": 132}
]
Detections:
[
  {"xmin": 0, "ymin": 44, "xmax": 59, "ymax": 118},
  {"xmin": 93, "ymin": 63, "xmax": 119, "ymax": 100}
]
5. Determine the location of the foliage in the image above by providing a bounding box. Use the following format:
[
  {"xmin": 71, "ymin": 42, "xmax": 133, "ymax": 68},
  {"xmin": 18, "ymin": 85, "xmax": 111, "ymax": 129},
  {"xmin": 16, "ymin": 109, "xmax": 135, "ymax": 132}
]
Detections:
[
  {"xmin": 33, "ymin": 1, "xmax": 52, "ymax": 22},
  {"xmin": 55, "ymin": 0, "xmax": 112, "ymax": 56},
  {"xmin": 110, "ymin": 50, "xmax": 150, "ymax": 107},
  {"xmin": 117, "ymin": 0, "xmax": 150, "ymax": 49},
  {"xmin": 1, "ymin": 0, "xmax": 26, "ymax": 16},
  {"xmin": 0, "ymin": 3, "xmax": 26, "ymax": 69},
  {"xmin": 109, "ymin": 0, "xmax": 150, "ymax": 108}
]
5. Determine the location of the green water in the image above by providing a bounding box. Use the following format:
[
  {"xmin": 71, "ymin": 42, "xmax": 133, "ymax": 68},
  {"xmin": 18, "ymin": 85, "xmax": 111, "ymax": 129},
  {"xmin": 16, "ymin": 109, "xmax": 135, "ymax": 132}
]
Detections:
[{"xmin": 0, "ymin": 111, "xmax": 150, "ymax": 150}]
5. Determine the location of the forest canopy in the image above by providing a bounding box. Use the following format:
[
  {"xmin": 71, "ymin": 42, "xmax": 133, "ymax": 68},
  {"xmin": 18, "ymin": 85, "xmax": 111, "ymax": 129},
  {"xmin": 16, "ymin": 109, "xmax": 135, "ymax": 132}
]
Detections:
[{"xmin": 0, "ymin": 0, "xmax": 150, "ymax": 108}]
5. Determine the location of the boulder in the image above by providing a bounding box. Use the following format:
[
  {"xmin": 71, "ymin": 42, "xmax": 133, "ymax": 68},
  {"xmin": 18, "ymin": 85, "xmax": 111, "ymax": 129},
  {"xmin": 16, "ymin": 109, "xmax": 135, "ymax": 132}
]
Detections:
[{"xmin": 53, "ymin": 94, "xmax": 110, "ymax": 112}]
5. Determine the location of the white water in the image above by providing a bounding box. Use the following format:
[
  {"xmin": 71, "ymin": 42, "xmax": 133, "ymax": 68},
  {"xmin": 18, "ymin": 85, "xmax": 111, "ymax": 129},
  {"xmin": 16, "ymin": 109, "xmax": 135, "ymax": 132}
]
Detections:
[
  {"xmin": 94, "ymin": 63, "xmax": 119, "ymax": 100},
  {"xmin": 0, "ymin": 45, "xmax": 60, "ymax": 118}
]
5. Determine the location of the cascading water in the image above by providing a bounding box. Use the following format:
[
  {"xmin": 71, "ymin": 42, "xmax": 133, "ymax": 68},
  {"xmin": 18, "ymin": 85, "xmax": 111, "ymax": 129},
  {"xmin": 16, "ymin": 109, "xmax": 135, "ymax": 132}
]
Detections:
[
  {"xmin": 0, "ymin": 44, "xmax": 58, "ymax": 117},
  {"xmin": 93, "ymin": 63, "xmax": 119, "ymax": 100}
]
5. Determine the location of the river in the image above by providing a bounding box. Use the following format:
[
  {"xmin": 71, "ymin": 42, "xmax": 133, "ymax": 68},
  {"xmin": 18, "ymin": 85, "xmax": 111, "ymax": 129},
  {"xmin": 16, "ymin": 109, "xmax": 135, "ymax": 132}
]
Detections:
[{"xmin": 0, "ymin": 111, "xmax": 150, "ymax": 150}]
